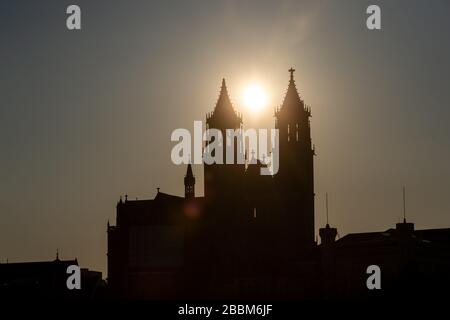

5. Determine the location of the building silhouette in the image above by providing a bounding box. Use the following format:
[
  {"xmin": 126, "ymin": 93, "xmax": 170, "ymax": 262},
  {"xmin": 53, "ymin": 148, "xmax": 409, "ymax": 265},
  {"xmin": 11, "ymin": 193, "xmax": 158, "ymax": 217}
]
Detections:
[
  {"xmin": 320, "ymin": 220, "xmax": 450, "ymax": 299},
  {"xmin": 107, "ymin": 69, "xmax": 450, "ymax": 299},
  {"xmin": 0, "ymin": 255, "xmax": 103, "ymax": 300}
]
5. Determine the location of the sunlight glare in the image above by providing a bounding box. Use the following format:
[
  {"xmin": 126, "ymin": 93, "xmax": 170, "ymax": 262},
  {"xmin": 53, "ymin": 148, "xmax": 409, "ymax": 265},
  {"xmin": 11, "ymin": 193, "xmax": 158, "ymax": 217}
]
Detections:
[{"xmin": 244, "ymin": 84, "xmax": 267, "ymax": 113}]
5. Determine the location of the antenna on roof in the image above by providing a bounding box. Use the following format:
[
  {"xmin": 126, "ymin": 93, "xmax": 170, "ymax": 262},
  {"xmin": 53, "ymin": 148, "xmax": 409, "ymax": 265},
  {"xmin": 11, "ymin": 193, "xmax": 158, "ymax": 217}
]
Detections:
[
  {"xmin": 326, "ymin": 192, "xmax": 329, "ymax": 226},
  {"xmin": 403, "ymin": 186, "xmax": 406, "ymax": 223}
]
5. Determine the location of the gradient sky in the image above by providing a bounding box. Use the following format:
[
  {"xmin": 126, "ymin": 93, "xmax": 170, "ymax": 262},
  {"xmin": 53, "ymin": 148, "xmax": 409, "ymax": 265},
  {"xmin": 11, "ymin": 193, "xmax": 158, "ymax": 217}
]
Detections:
[{"xmin": 1, "ymin": 0, "xmax": 450, "ymax": 275}]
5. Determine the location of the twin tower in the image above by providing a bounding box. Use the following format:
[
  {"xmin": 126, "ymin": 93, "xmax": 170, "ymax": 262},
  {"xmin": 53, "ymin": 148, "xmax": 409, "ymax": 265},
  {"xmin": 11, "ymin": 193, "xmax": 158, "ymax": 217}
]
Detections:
[{"xmin": 185, "ymin": 68, "xmax": 315, "ymax": 247}]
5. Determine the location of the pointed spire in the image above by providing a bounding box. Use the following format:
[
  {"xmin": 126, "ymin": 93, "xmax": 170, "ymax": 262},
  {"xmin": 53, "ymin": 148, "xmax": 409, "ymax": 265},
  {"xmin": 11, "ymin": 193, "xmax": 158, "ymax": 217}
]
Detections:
[
  {"xmin": 213, "ymin": 78, "xmax": 237, "ymax": 115},
  {"xmin": 206, "ymin": 77, "xmax": 242, "ymax": 131},
  {"xmin": 281, "ymin": 67, "xmax": 302, "ymax": 109},
  {"xmin": 186, "ymin": 163, "xmax": 194, "ymax": 179},
  {"xmin": 216, "ymin": 78, "xmax": 231, "ymax": 106}
]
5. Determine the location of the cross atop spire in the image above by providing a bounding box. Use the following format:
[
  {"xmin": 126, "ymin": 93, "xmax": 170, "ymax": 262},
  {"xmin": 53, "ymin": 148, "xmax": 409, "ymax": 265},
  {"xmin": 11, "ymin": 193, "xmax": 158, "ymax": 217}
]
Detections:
[
  {"xmin": 288, "ymin": 67, "xmax": 295, "ymax": 81},
  {"xmin": 279, "ymin": 67, "xmax": 301, "ymax": 109}
]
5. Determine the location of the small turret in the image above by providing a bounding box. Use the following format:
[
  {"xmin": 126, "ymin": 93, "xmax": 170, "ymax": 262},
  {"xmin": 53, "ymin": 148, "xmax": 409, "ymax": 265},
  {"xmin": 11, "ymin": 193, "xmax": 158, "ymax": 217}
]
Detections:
[
  {"xmin": 184, "ymin": 163, "xmax": 195, "ymax": 199},
  {"xmin": 319, "ymin": 193, "xmax": 337, "ymax": 246},
  {"xmin": 319, "ymin": 224, "xmax": 337, "ymax": 246}
]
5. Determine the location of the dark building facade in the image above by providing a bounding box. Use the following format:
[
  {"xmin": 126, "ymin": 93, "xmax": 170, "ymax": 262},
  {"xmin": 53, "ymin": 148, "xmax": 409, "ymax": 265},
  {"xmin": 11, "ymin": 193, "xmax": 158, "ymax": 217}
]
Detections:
[
  {"xmin": 107, "ymin": 69, "xmax": 450, "ymax": 299},
  {"xmin": 0, "ymin": 257, "xmax": 103, "ymax": 300},
  {"xmin": 319, "ymin": 220, "xmax": 450, "ymax": 300}
]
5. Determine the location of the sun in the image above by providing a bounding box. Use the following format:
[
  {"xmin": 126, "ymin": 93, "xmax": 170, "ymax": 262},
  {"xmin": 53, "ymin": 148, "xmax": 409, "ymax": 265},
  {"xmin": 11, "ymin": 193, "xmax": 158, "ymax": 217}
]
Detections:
[{"xmin": 244, "ymin": 84, "xmax": 267, "ymax": 113}]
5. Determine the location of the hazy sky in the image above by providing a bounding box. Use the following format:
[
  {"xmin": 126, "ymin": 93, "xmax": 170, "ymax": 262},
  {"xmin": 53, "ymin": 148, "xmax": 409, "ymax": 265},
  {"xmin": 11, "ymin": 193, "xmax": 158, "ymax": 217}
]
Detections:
[{"xmin": 1, "ymin": 0, "xmax": 450, "ymax": 275}]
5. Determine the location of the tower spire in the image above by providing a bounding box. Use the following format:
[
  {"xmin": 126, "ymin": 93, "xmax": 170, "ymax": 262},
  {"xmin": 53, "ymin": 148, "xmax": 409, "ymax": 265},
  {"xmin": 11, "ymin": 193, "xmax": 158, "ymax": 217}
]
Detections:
[
  {"xmin": 184, "ymin": 163, "xmax": 195, "ymax": 199},
  {"xmin": 215, "ymin": 78, "xmax": 232, "ymax": 111},
  {"xmin": 280, "ymin": 67, "xmax": 302, "ymax": 108},
  {"xmin": 209, "ymin": 77, "xmax": 241, "ymax": 123},
  {"xmin": 186, "ymin": 163, "xmax": 194, "ymax": 179}
]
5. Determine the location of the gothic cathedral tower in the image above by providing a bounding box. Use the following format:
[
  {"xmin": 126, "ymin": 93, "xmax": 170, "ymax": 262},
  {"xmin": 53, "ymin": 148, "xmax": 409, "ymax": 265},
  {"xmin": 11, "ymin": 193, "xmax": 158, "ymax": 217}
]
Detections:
[
  {"xmin": 204, "ymin": 79, "xmax": 245, "ymax": 218},
  {"xmin": 274, "ymin": 68, "xmax": 315, "ymax": 246}
]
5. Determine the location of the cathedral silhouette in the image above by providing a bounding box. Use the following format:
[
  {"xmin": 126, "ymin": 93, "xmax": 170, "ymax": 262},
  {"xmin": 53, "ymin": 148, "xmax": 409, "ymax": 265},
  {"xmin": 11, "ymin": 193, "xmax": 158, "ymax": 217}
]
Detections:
[{"xmin": 107, "ymin": 69, "xmax": 450, "ymax": 300}]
